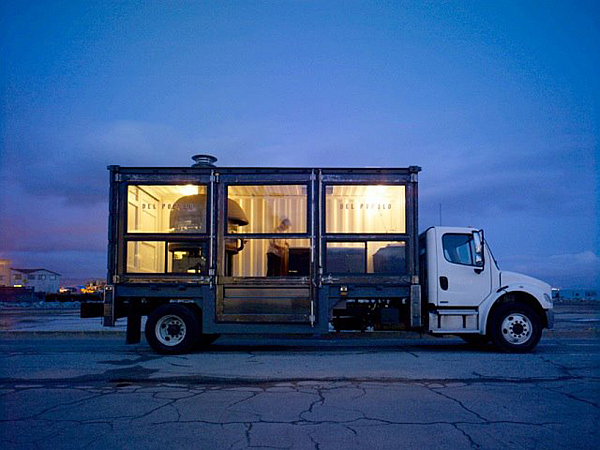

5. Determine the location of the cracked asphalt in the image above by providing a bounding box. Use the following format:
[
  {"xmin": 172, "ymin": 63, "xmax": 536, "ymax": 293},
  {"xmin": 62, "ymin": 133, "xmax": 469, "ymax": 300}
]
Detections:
[{"xmin": 0, "ymin": 336, "xmax": 598, "ymax": 449}]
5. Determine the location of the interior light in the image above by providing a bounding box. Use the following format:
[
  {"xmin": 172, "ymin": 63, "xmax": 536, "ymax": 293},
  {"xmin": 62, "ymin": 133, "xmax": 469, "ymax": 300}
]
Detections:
[
  {"xmin": 365, "ymin": 185, "xmax": 388, "ymax": 198},
  {"xmin": 181, "ymin": 185, "xmax": 197, "ymax": 196}
]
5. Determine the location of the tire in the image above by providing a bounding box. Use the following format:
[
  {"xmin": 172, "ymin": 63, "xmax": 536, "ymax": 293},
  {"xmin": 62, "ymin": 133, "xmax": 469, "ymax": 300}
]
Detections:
[
  {"xmin": 145, "ymin": 304, "xmax": 200, "ymax": 355},
  {"xmin": 490, "ymin": 303, "xmax": 542, "ymax": 353},
  {"xmin": 459, "ymin": 334, "xmax": 490, "ymax": 346}
]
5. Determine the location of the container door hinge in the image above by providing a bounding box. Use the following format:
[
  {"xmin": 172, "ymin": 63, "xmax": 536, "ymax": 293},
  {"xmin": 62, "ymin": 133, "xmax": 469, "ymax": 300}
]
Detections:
[
  {"xmin": 209, "ymin": 268, "xmax": 216, "ymax": 288},
  {"xmin": 114, "ymin": 174, "xmax": 123, "ymax": 182},
  {"xmin": 112, "ymin": 275, "xmax": 121, "ymax": 284},
  {"xmin": 210, "ymin": 173, "xmax": 219, "ymax": 182}
]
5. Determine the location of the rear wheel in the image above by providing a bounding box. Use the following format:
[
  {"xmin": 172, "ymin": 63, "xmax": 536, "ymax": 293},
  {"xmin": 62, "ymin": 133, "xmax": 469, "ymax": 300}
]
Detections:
[
  {"xmin": 490, "ymin": 303, "xmax": 542, "ymax": 353},
  {"xmin": 145, "ymin": 304, "xmax": 200, "ymax": 354}
]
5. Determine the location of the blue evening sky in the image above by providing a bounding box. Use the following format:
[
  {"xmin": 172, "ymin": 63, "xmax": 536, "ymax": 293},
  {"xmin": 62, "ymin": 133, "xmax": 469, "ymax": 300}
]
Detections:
[{"xmin": 1, "ymin": 0, "xmax": 598, "ymax": 287}]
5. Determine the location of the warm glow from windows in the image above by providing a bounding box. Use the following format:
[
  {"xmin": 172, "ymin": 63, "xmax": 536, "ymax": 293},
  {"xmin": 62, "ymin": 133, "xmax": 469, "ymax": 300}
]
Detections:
[
  {"xmin": 181, "ymin": 184, "xmax": 198, "ymax": 196},
  {"xmin": 326, "ymin": 185, "xmax": 406, "ymax": 234}
]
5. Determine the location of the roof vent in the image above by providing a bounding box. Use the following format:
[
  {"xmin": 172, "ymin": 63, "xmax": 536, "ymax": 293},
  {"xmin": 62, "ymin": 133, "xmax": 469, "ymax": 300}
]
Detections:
[{"xmin": 191, "ymin": 154, "xmax": 218, "ymax": 168}]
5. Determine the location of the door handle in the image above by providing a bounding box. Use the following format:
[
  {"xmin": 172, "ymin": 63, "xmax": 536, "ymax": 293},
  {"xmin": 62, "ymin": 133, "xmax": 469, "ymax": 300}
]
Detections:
[{"xmin": 440, "ymin": 276, "xmax": 449, "ymax": 291}]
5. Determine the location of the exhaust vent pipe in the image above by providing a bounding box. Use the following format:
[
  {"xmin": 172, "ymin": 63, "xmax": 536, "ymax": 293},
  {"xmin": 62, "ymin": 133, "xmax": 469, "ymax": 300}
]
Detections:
[{"xmin": 191, "ymin": 154, "xmax": 218, "ymax": 168}]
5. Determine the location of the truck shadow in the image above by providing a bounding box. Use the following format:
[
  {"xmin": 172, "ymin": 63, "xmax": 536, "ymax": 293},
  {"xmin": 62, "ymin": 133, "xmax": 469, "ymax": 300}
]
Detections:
[{"xmin": 167, "ymin": 338, "xmax": 507, "ymax": 355}]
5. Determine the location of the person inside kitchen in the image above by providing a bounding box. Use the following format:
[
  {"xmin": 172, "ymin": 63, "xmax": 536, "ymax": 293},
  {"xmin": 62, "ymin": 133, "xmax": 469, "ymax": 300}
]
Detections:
[{"xmin": 267, "ymin": 218, "xmax": 291, "ymax": 276}]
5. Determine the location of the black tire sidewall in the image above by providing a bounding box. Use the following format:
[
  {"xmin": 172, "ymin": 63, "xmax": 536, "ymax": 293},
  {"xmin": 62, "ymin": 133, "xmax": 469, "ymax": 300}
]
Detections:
[
  {"xmin": 145, "ymin": 304, "xmax": 200, "ymax": 354},
  {"xmin": 491, "ymin": 303, "xmax": 542, "ymax": 353}
]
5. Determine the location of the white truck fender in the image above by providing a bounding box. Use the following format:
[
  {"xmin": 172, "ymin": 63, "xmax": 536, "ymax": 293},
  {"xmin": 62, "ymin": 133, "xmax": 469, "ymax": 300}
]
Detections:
[{"xmin": 479, "ymin": 284, "xmax": 553, "ymax": 334}]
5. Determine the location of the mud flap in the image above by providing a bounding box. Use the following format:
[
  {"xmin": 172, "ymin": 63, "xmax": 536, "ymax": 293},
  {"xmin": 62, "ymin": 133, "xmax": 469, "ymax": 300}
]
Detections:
[
  {"xmin": 126, "ymin": 298, "xmax": 141, "ymax": 344},
  {"xmin": 410, "ymin": 284, "xmax": 421, "ymax": 328}
]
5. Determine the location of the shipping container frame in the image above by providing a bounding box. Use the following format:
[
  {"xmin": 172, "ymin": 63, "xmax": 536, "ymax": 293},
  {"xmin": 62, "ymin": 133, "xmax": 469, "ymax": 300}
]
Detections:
[{"xmin": 106, "ymin": 165, "xmax": 422, "ymax": 335}]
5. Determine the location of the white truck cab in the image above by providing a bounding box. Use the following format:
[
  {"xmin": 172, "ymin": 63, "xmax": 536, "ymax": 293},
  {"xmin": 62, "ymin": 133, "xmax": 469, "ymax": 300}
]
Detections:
[{"xmin": 421, "ymin": 226, "xmax": 553, "ymax": 352}]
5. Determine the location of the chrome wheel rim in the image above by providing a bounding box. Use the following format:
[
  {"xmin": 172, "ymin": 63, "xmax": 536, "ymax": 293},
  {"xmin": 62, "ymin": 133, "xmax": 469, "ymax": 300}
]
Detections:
[
  {"xmin": 501, "ymin": 313, "xmax": 532, "ymax": 345},
  {"xmin": 155, "ymin": 314, "xmax": 186, "ymax": 346}
]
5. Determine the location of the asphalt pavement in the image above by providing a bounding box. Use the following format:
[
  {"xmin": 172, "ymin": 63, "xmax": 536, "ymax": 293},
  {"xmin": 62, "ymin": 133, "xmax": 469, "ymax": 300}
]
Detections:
[{"xmin": 0, "ymin": 303, "xmax": 598, "ymax": 449}]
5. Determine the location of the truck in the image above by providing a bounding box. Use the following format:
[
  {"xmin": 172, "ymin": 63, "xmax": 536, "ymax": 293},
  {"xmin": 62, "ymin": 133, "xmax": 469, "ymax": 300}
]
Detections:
[{"xmin": 81, "ymin": 154, "xmax": 554, "ymax": 353}]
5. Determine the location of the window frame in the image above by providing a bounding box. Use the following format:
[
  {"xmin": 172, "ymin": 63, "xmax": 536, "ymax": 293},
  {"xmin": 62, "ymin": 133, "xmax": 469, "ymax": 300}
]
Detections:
[
  {"xmin": 324, "ymin": 183, "xmax": 407, "ymax": 235},
  {"xmin": 224, "ymin": 183, "xmax": 311, "ymax": 238},
  {"xmin": 125, "ymin": 239, "xmax": 210, "ymax": 275},
  {"xmin": 126, "ymin": 184, "xmax": 209, "ymax": 235},
  {"xmin": 121, "ymin": 182, "xmax": 211, "ymax": 277},
  {"xmin": 322, "ymin": 180, "xmax": 411, "ymax": 278},
  {"xmin": 222, "ymin": 181, "xmax": 312, "ymax": 280},
  {"xmin": 442, "ymin": 233, "xmax": 479, "ymax": 267},
  {"xmin": 324, "ymin": 239, "xmax": 409, "ymax": 276}
]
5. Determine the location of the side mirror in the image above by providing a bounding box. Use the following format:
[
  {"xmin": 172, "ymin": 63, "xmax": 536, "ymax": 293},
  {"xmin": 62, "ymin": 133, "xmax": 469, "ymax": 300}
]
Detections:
[{"xmin": 473, "ymin": 230, "xmax": 484, "ymax": 268}]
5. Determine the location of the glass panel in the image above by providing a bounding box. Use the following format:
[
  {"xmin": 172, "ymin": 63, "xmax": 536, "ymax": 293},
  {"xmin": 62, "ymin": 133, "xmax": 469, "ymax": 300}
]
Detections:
[
  {"xmin": 442, "ymin": 234, "xmax": 475, "ymax": 266},
  {"xmin": 325, "ymin": 185, "xmax": 406, "ymax": 234},
  {"xmin": 368, "ymin": 242, "xmax": 406, "ymax": 274},
  {"xmin": 167, "ymin": 242, "xmax": 209, "ymax": 274},
  {"xmin": 227, "ymin": 238, "xmax": 310, "ymax": 277},
  {"xmin": 326, "ymin": 243, "xmax": 366, "ymax": 273},
  {"xmin": 126, "ymin": 241, "xmax": 209, "ymax": 274},
  {"xmin": 127, "ymin": 241, "xmax": 165, "ymax": 273},
  {"xmin": 127, "ymin": 185, "xmax": 207, "ymax": 233},
  {"xmin": 227, "ymin": 185, "xmax": 307, "ymax": 234},
  {"xmin": 326, "ymin": 241, "xmax": 406, "ymax": 274}
]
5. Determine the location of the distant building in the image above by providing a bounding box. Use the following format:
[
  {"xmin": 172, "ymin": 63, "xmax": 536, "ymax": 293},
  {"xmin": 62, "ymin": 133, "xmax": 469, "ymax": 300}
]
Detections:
[
  {"xmin": 10, "ymin": 268, "xmax": 61, "ymax": 293},
  {"xmin": 553, "ymin": 288, "xmax": 598, "ymax": 302},
  {"xmin": 0, "ymin": 259, "xmax": 10, "ymax": 287}
]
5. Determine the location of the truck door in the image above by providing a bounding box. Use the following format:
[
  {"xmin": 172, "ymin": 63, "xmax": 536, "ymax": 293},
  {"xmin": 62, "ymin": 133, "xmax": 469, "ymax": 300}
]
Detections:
[
  {"xmin": 214, "ymin": 172, "xmax": 316, "ymax": 324},
  {"xmin": 436, "ymin": 231, "xmax": 492, "ymax": 307}
]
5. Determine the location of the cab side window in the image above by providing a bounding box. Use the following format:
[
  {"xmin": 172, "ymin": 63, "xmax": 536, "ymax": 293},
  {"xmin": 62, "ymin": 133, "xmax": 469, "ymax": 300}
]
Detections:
[{"xmin": 442, "ymin": 234, "xmax": 476, "ymax": 266}]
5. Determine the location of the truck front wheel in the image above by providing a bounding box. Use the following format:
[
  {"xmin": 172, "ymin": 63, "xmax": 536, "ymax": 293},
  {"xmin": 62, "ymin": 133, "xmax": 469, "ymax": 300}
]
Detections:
[
  {"xmin": 145, "ymin": 304, "xmax": 200, "ymax": 354},
  {"xmin": 490, "ymin": 303, "xmax": 542, "ymax": 353}
]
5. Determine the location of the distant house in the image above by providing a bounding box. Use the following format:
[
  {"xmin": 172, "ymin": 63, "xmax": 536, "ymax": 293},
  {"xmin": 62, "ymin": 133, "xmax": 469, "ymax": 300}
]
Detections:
[
  {"xmin": 10, "ymin": 268, "xmax": 61, "ymax": 293},
  {"xmin": 0, "ymin": 259, "xmax": 10, "ymax": 287}
]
